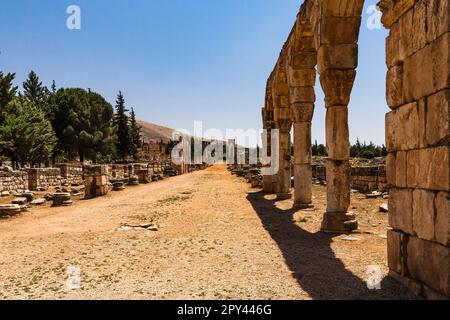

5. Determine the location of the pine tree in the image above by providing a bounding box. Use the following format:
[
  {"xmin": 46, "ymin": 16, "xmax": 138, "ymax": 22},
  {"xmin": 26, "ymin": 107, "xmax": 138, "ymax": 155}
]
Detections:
[
  {"xmin": 0, "ymin": 71, "xmax": 17, "ymax": 118},
  {"xmin": 52, "ymin": 88, "xmax": 117, "ymax": 163},
  {"xmin": 129, "ymin": 107, "xmax": 142, "ymax": 161},
  {"xmin": 23, "ymin": 71, "xmax": 47, "ymax": 104},
  {"xmin": 113, "ymin": 91, "xmax": 130, "ymax": 160}
]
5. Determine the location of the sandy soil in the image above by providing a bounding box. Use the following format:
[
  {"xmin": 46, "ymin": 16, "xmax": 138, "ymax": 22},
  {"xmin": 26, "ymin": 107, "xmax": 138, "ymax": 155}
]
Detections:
[{"xmin": 0, "ymin": 165, "xmax": 416, "ymax": 300}]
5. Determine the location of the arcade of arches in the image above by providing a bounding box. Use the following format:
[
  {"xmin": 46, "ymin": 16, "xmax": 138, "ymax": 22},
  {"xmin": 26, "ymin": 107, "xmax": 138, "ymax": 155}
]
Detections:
[{"xmin": 261, "ymin": 0, "xmax": 450, "ymax": 299}]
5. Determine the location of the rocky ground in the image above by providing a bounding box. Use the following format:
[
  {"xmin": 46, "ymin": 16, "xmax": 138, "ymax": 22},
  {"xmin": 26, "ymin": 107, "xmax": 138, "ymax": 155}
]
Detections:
[{"xmin": 0, "ymin": 165, "xmax": 417, "ymax": 300}]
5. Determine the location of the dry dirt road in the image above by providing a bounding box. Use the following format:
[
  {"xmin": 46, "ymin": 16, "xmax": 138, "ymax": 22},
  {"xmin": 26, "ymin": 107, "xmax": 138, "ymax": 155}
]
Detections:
[{"xmin": 0, "ymin": 165, "xmax": 415, "ymax": 300}]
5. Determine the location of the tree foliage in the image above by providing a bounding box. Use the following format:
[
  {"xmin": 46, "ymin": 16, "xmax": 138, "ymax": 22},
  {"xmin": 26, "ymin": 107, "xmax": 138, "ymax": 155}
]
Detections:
[
  {"xmin": 0, "ymin": 96, "xmax": 56, "ymax": 167},
  {"xmin": 113, "ymin": 91, "xmax": 131, "ymax": 160},
  {"xmin": 52, "ymin": 88, "xmax": 116, "ymax": 162},
  {"xmin": 0, "ymin": 69, "xmax": 147, "ymax": 165}
]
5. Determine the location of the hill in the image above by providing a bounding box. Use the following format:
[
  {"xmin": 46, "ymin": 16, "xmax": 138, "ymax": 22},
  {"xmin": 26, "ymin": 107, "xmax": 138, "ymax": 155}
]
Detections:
[{"xmin": 137, "ymin": 120, "xmax": 176, "ymax": 143}]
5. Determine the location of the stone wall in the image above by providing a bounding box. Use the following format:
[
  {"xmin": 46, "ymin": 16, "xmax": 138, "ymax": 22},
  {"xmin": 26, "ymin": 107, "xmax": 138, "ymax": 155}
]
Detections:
[
  {"xmin": 0, "ymin": 170, "xmax": 28, "ymax": 192},
  {"xmin": 26, "ymin": 168, "xmax": 62, "ymax": 191},
  {"xmin": 54, "ymin": 163, "xmax": 83, "ymax": 185},
  {"xmin": 109, "ymin": 164, "xmax": 126, "ymax": 179},
  {"xmin": 380, "ymin": 0, "xmax": 450, "ymax": 299},
  {"xmin": 312, "ymin": 165, "xmax": 387, "ymax": 193}
]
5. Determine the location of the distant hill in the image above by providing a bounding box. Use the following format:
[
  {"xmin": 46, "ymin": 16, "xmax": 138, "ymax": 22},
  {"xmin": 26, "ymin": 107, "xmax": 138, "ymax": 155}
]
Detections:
[{"xmin": 137, "ymin": 120, "xmax": 175, "ymax": 143}]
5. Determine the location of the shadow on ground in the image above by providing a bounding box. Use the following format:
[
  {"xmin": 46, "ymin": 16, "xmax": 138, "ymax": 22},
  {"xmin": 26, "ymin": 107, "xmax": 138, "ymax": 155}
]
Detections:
[{"xmin": 246, "ymin": 191, "xmax": 416, "ymax": 300}]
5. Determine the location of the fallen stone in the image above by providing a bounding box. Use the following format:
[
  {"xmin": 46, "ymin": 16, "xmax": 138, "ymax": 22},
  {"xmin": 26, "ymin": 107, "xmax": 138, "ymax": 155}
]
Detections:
[
  {"xmin": 1, "ymin": 191, "xmax": 10, "ymax": 197},
  {"xmin": 127, "ymin": 175, "xmax": 139, "ymax": 186},
  {"xmin": 113, "ymin": 181, "xmax": 126, "ymax": 191},
  {"xmin": 20, "ymin": 192, "xmax": 34, "ymax": 202},
  {"xmin": 366, "ymin": 191, "xmax": 382, "ymax": 199},
  {"xmin": 12, "ymin": 197, "xmax": 27, "ymax": 205},
  {"xmin": 30, "ymin": 198, "xmax": 47, "ymax": 206},
  {"xmin": 118, "ymin": 223, "xmax": 159, "ymax": 231},
  {"xmin": 379, "ymin": 203, "xmax": 389, "ymax": 213},
  {"xmin": 0, "ymin": 204, "xmax": 21, "ymax": 217},
  {"xmin": 341, "ymin": 236, "xmax": 361, "ymax": 242},
  {"xmin": 52, "ymin": 193, "xmax": 72, "ymax": 207}
]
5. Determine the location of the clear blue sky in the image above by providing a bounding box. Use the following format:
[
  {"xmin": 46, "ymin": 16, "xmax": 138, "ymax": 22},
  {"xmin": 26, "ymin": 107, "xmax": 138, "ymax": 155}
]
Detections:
[{"xmin": 0, "ymin": 0, "xmax": 388, "ymax": 145}]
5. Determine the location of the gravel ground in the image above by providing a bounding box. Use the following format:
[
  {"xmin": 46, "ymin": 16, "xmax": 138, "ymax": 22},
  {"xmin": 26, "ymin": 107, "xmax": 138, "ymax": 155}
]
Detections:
[{"xmin": 0, "ymin": 165, "xmax": 417, "ymax": 300}]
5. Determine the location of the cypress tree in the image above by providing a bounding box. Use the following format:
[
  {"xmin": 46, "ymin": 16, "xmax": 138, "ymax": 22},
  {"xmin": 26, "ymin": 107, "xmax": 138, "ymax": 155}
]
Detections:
[
  {"xmin": 113, "ymin": 91, "xmax": 130, "ymax": 160},
  {"xmin": 129, "ymin": 107, "xmax": 142, "ymax": 161}
]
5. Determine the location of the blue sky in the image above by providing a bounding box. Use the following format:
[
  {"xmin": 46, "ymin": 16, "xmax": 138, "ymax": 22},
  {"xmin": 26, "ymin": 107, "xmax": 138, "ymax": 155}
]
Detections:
[{"xmin": 0, "ymin": 0, "xmax": 388, "ymax": 145}]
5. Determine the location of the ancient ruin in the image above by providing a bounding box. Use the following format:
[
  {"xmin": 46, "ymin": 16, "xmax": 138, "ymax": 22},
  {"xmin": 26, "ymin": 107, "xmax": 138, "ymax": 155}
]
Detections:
[{"xmin": 261, "ymin": 0, "xmax": 450, "ymax": 299}]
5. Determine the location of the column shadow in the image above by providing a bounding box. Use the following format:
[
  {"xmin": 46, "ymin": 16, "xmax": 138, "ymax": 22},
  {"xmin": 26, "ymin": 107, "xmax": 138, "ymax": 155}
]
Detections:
[{"xmin": 246, "ymin": 191, "xmax": 416, "ymax": 300}]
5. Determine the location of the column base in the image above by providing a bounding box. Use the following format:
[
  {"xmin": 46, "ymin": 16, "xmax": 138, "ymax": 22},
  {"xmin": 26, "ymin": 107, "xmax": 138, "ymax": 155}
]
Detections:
[
  {"xmin": 294, "ymin": 203, "xmax": 315, "ymax": 211},
  {"xmin": 276, "ymin": 192, "xmax": 292, "ymax": 200},
  {"xmin": 321, "ymin": 212, "xmax": 358, "ymax": 233}
]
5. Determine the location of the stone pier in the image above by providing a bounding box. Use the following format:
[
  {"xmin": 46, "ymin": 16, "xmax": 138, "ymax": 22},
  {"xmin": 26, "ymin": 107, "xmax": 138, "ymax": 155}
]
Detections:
[
  {"xmin": 84, "ymin": 165, "xmax": 109, "ymax": 199},
  {"xmin": 287, "ymin": 17, "xmax": 316, "ymax": 207}
]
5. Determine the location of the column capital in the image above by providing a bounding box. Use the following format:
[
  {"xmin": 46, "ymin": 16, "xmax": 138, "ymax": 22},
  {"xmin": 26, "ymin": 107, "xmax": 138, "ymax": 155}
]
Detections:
[{"xmin": 291, "ymin": 102, "xmax": 314, "ymax": 122}]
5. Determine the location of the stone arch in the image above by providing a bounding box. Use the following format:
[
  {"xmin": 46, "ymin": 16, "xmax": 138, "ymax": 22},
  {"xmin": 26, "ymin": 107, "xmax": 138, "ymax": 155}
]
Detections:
[{"xmin": 262, "ymin": 0, "xmax": 450, "ymax": 299}]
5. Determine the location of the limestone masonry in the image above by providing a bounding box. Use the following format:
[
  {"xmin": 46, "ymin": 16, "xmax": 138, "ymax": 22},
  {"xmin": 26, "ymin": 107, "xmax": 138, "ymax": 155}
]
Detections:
[{"xmin": 261, "ymin": 0, "xmax": 450, "ymax": 299}]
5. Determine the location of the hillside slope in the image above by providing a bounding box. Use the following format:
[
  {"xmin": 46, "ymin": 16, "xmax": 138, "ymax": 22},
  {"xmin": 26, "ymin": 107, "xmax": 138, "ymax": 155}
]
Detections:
[{"xmin": 137, "ymin": 120, "xmax": 175, "ymax": 143}]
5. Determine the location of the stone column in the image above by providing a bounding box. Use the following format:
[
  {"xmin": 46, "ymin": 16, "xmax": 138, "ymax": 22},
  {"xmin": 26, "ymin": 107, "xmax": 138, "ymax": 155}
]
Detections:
[
  {"xmin": 274, "ymin": 114, "xmax": 292, "ymax": 200},
  {"xmin": 272, "ymin": 60, "xmax": 292, "ymax": 200},
  {"xmin": 261, "ymin": 108, "xmax": 275, "ymax": 194},
  {"xmin": 316, "ymin": 1, "xmax": 363, "ymax": 232},
  {"xmin": 293, "ymin": 121, "xmax": 313, "ymax": 206},
  {"xmin": 287, "ymin": 23, "xmax": 317, "ymax": 207},
  {"xmin": 379, "ymin": 0, "xmax": 450, "ymax": 299}
]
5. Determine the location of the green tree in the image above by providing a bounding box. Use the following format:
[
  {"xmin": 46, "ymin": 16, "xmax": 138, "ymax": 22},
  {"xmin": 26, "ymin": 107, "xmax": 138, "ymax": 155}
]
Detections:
[
  {"xmin": 0, "ymin": 97, "xmax": 56, "ymax": 168},
  {"xmin": 113, "ymin": 91, "xmax": 130, "ymax": 160},
  {"xmin": 129, "ymin": 107, "xmax": 142, "ymax": 160},
  {"xmin": 23, "ymin": 71, "xmax": 48, "ymax": 105},
  {"xmin": 0, "ymin": 71, "xmax": 17, "ymax": 122},
  {"xmin": 52, "ymin": 88, "xmax": 116, "ymax": 162}
]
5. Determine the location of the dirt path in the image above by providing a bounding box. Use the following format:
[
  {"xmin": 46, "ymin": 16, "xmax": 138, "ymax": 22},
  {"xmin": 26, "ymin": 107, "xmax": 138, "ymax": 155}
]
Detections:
[{"xmin": 0, "ymin": 165, "xmax": 415, "ymax": 300}]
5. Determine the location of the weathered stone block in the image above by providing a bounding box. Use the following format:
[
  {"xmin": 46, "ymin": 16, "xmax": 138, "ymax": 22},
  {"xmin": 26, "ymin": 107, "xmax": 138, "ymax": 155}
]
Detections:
[
  {"xmin": 407, "ymin": 146, "xmax": 450, "ymax": 191},
  {"xmin": 386, "ymin": 102, "xmax": 421, "ymax": 151},
  {"xmin": 403, "ymin": 33, "xmax": 450, "ymax": 102},
  {"xmin": 317, "ymin": 44, "xmax": 358, "ymax": 74},
  {"xmin": 320, "ymin": 16, "xmax": 362, "ymax": 45},
  {"xmin": 407, "ymin": 236, "xmax": 450, "ymax": 296},
  {"xmin": 435, "ymin": 192, "xmax": 450, "ymax": 246},
  {"xmin": 412, "ymin": 189, "xmax": 436, "ymax": 241},
  {"xmin": 386, "ymin": 64, "xmax": 405, "ymax": 108},
  {"xmin": 326, "ymin": 106, "xmax": 349, "ymax": 160},
  {"xmin": 387, "ymin": 230, "xmax": 404, "ymax": 274},
  {"xmin": 386, "ymin": 153, "xmax": 396, "ymax": 187},
  {"xmin": 289, "ymin": 86, "xmax": 316, "ymax": 104},
  {"xmin": 287, "ymin": 68, "xmax": 316, "ymax": 87},
  {"xmin": 326, "ymin": 160, "xmax": 350, "ymax": 213},
  {"xmin": 426, "ymin": 89, "xmax": 450, "ymax": 146},
  {"xmin": 427, "ymin": 0, "xmax": 450, "ymax": 43},
  {"xmin": 322, "ymin": 0, "xmax": 364, "ymax": 17},
  {"xmin": 291, "ymin": 102, "xmax": 314, "ymax": 122},
  {"xmin": 293, "ymin": 122, "xmax": 311, "ymax": 165},
  {"xmin": 320, "ymin": 69, "xmax": 356, "ymax": 107},
  {"xmin": 389, "ymin": 188, "xmax": 414, "ymax": 234},
  {"xmin": 396, "ymin": 151, "xmax": 407, "ymax": 188}
]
